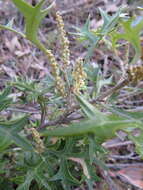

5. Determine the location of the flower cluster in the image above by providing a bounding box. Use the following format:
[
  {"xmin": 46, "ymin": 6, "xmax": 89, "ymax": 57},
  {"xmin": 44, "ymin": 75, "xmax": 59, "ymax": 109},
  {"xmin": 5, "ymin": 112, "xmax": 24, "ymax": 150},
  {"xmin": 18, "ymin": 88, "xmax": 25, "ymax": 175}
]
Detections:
[
  {"xmin": 46, "ymin": 12, "xmax": 87, "ymax": 97},
  {"xmin": 30, "ymin": 127, "xmax": 45, "ymax": 154},
  {"xmin": 127, "ymin": 64, "xmax": 143, "ymax": 83},
  {"xmin": 72, "ymin": 58, "xmax": 87, "ymax": 94},
  {"xmin": 46, "ymin": 49, "xmax": 59, "ymax": 76},
  {"xmin": 56, "ymin": 11, "xmax": 70, "ymax": 68},
  {"xmin": 46, "ymin": 47, "xmax": 66, "ymax": 97},
  {"xmin": 55, "ymin": 75, "xmax": 67, "ymax": 97}
]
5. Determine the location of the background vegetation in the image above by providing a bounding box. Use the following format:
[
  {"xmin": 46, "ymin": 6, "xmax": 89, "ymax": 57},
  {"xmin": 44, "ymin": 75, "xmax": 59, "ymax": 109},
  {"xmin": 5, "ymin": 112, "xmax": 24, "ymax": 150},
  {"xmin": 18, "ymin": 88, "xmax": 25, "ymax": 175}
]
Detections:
[{"xmin": 1, "ymin": 0, "xmax": 143, "ymax": 189}]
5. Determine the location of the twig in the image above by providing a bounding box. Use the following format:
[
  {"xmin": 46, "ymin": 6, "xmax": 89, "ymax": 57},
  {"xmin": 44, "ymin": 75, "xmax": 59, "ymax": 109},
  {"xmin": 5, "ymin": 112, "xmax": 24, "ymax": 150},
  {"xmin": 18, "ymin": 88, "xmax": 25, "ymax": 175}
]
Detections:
[
  {"xmin": 38, "ymin": 78, "xmax": 130, "ymax": 129},
  {"xmin": 127, "ymin": 106, "xmax": 143, "ymax": 112},
  {"xmin": 6, "ymin": 78, "xmax": 130, "ymax": 130},
  {"xmin": 102, "ymin": 140, "xmax": 133, "ymax": 148},
  {"xmin": 60, "ymin": 0, "xmax": 97, "ymax": 15},
  {"xmin": 95, "ymin": 78, "xmax": 129, "ymax": 101},
  {"xmin": 100, "ymin": 168, "xmax": 121, "ymax": 190},
  {"xmin": 6, "ymin": 107, "xmax": 39, "ymax": 114},
  {"xmin": 109, "ymin": 153, "xmax": 140, "ymax": 160},
  {"xmin": 107, "ymin": 163, "xmax": 143, "ymax": 169},
  {"xmin": 38, "ymin": 106, "xmax": 78, "ymax": 129}
]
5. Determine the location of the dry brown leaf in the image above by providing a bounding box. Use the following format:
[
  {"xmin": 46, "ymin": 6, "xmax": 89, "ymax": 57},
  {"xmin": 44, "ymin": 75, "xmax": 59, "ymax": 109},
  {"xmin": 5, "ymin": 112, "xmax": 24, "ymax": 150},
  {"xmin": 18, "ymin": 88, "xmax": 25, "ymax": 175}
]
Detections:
[
  {"xmin": 1, "ymin": 65, "xmax": 16, "ymax": 78},
  {"xmin": 14, "ymin": 50, "xmax": 30, "ymax": 58},
  {"xmin": 116, "ymin": 166, "xmax": 143, "ymax": 189},
  {"xmin": 5, "ymin": 36, "xmax": 21, "ymax": 52},
  {"xmin": 68, "ymin": 157, "xmax": 90, "ymax": 179},
  {"xmin": 50, "ymin": 137, "xmax": 59, "ymax": 144},
  {"xmin": 106, "ymin": 4, "xmax": 118, "ymax": 13}
]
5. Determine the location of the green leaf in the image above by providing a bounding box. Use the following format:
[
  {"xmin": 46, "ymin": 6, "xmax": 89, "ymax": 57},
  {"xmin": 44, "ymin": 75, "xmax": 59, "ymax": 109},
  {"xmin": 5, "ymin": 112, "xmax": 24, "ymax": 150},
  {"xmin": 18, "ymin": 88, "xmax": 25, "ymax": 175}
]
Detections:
[
  {"xmin": 71, "ymin": 15, "xmax": 95, "ymax": 42},
  {"xmin": 0, "ymin": 116, "xmax": 34, "ymax": 151},
  {"xmin": 42, "ymin": 116, "xmax": 141, "ymax": 144},
  {"xmin": 76, "ymin": 7, "xmax": 123, "ymax": 60},
  {"xmin": 12, "ymin": 0, "xmax": 33, "ymax": 17},
  {"xmin": 99, "ymin": 7, "xmax": 123, "ymax": 35},
  {"xmin": 79, "ymin": 15, "xmax": 96, "ymax": 43},
  {"xmin": 111, "ymin": 16, "xmax": 143, "ymax": 63},
  {"xmin": 83, "ymin": 160, "xmax": 101, "ymax": 190},
  {"xmin": 12, "ymin": 0, "xmax": 55, "ymax": 43},
  {"xmin": 0, "ymin": 19, "xmax": 25, "ymax": 37},
  {"xmin": 99, "ymin": 8, "xmax": 111, "ymax": 28},
  {"xmin": 85, "ymin": 62, "xmax": 100, "ymax": 82},
  {"xmin": 42, "ymin": 96, "xmax": 141, "ymax": 143},
  {"xmin": 0, "ymin": 87, "xmax": 12, "ymax": 112},
  {"xmin": 76, "ymin": 95, "xmax": 107, "ymax": 120},
  {"xmin": 17, "ymin": 171, "xmax": 34, "ymax": 190},
  {"xmin": 50, "ymin": 158, "xmax": 80, "ymax": 188},
  {"xmin": 86, "ymin": 6, "xmax": 123, "ymax": 59},
  {"xmin": 24, "ymin": 152, "xmax": 42, "ymax": 168},
  {"xmin": 88, "ymin": 134, "xmax": 96, "ymax": 164},
  {"xmin": 0, "ymin": 134, "xmax": 12, "ymax": 152},
  {"xmin": 88, "ymin": 134, "xmax": 105, "ymax": 164},
  {"xmin": 34, "ymin": 171, "xmax": 52, "ymax": 190},
  {"xmin": 96, "ymin": 75, "xmax": 112, "ymax": 96},
  {"xmin": 18, "ymin": 160, "xmax": 52, "ymax": 190},
  {"xmin": 104, "ymin": 104, "xmax": 143, "ymax": 125}
]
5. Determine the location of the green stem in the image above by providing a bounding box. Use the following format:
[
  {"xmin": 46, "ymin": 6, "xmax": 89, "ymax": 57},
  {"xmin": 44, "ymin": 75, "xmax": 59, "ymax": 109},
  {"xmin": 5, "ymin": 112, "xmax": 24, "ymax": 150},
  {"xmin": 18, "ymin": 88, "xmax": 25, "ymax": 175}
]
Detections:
[
  {"xmin": 33, "ymin": 40, "xmax": 49, "ymax": 55},
  {"xmin": 0, "ymin": 25, "xmax": 25, "ymax": 38},
  {"xmin": 41, "ymin": 119, "xmax": 141, "ymax": 143}
]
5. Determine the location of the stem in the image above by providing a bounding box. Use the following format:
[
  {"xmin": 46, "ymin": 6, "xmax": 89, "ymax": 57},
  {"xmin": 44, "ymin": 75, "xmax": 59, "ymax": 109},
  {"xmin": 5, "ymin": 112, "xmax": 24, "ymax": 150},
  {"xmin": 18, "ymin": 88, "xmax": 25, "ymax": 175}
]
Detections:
[
  {"xmin": 0, "ymin": 25, "xmax": 26, "ymax": 38},
  {"xmin": 38, "ymin": 78, "xmax": 131, "ymax": 129},
  {"xmin": 33, "ymin": 40, "xmax": 49, "ymax": 55},
  {"xmin": 96, "ymin": 78, "xmax": 129, "ymax": 101}
]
